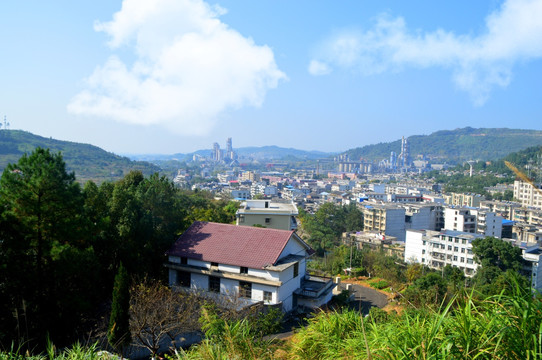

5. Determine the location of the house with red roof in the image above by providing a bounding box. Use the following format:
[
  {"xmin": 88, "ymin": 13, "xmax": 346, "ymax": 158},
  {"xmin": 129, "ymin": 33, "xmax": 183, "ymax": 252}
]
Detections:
[{"xmin": 165, "ymin": 221, "xmax": 335, "ymax": 312}]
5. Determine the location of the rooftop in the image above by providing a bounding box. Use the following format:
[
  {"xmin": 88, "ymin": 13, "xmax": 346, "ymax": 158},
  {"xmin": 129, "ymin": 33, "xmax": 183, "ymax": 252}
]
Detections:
[
  {"xmin": 166, "ymin": 221, "xmax": 311, "ymax": 269},
  {"xmin": 237, "ymin": 200, "xmax": 298, "ymax": 215}
]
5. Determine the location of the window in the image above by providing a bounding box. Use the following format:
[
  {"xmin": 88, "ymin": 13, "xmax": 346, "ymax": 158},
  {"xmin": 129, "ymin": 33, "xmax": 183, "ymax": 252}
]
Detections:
[
  {"xmin": 293, "ymin": 262, "xmax": 299, "ymax": 278},
  {"xmin": 240, "ymin": 266, "xmax": 248, "ymax": 274},
  {"xmin": 177, "ymin": 271, "xmax": 190, "ymax": 287},
  {"xmin": 461, "ymin": 248, "xmax": 465, "ymax": 253},
  {"xmin": 239, "ymin": 215, "xmax": 245, "ymax": 223},
  {"xmin": 239, "ymin": 281, "xmax": 252, "ymax": 298},
  {"xmin": 448, "ymin": 245, "xmax": 452, "ymax": 251},
  {"xmin": 460, "ymin": 257, "xmax": 465, "ymax": 263},
  {"xmin": 462, "ymin": 239, "xmax": 467, "ymax": 244},
  {"xmin": 265, "ymin": 217, "xmax": 271, "ymax": 224},
  {"xmin": 453, "ymin": 256, "xmax": 458, "ymax": 261},
  {"xmin": 454, "ymin": 247, "xmax": 459, "ymax": 252},
  {"xmin": 441, "ymin": 244, "xmax": 445, "ymax": 249},
  {"xmin": 422, "ymin": 249, "xmax": 426, "ymax": 254},
  {"xmin": 467, "ymin": 259, "xmax": 474, "ymax": 264},
  {"xmin": 455, "ymin": 238, "xmax": 459, "ymax": 243},
  {"xmin": 422, "ymin": 258, "xmax": 425, "ymax": 263},
  {"xmin": 263, "ymin": 291, "xmax": 272, "ymax": 302},
  {"xmin": 423, "ymin": 240, "xmax": 426, "ymax": 245},
  {"xmin": 180, "ymin": 257, "xmax": 187, "ymax": 265},
  {"xmin": 209, "ymin": 276, "xmax": 220, "ymax": 293}
]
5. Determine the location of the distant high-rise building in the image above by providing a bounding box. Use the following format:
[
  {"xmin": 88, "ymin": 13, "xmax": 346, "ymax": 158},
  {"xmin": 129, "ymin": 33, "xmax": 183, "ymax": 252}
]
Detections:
[
  {"xmin": 390, "ymin": 151, "xmax": 397, "ymax": 170},
  {"xmin": 225, "ymin": 137, "xmax": 237, "ymax": 160},
  {"xmin": 211, "ymin": 138, "xmax": 237, "ymax": 162},
  {"xmin": 398, "ymin": 136, "xmax": 411, "ymax": 170},
  {"xmin": 226, "ymin": 137, "xmax": 232, "ymax": 153},
  {"xmin": 212, "ymin": 142, "xmax": 222, "ymax": 161}
]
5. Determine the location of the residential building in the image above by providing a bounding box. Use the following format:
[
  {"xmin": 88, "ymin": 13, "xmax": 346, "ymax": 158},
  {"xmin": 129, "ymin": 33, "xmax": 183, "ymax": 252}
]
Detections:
[
  {"xmin": 512, "ymin": 207, "xmax": 542, "ymax": 227},
  {"xmin": 342, "ymin": 231, "xmax": 404, "ymax": 258},
  {"xmin": 165, "ymin": 222, "xmax": 334, "ymax": 312},
  {"xmin": 405, "ymin": 203, "xmax": 444, "ymax": 232},
  {"xmin": 444, "ymin": 208, "xmax": 477, "ymax": 233},
  {"xmin": 472, "ymin": 209, "xmax": 503, "ymax": 238},
  {"xmin": 236, "ymin": 200, "xmax": 298, "ymax": 230},
  {"xmin": 362, "ymin": 204, "xmax": 406, "ymax": 241},
  {"xmin": 480, "ymin": 200, "xmax": 520, "ymax": 220},
  {"xmin": 230, "ymin": 188, "xmax": 250, "ymax": 200},
  {"xmin": 445, "ymin": 192, "xmax": 486, "ymax": 208},
  {"xmin": 405, "ymin": 229, "xmax": 542, "ymax": 290},
  {"xmin": 405, "ymin": 229, "xmax": 483, "ymax": 277},
  {"xmin": 514, "ymin": 180, "xmax": 542, "ymax": 209}
]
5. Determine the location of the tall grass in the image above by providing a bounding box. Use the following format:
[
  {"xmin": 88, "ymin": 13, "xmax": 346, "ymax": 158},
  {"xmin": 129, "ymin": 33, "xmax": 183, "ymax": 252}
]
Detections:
[
  {"xmin": 169, "ymin": 306, "xmax": 276, "ymax": 360},
  {"xmin": 0, "ymin": 342, "xmax": 118, "ymax": 360},
  {"xmin": 289, "ymin": 286, "xmax": 542, "ymax": 360}
]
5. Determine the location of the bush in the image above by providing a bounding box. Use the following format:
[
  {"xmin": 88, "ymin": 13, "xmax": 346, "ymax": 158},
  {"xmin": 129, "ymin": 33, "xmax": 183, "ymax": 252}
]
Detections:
[{"xmin": 370, "ymin": 280, "xmax": 389, "ymax": 290}]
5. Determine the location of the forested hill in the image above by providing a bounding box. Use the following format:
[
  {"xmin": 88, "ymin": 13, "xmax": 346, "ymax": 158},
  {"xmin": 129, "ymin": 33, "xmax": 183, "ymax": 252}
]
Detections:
[
  {"xmin": 0, "ymin": 130, "xmax": 160, "ymax": 182},
  {"xmin": 345, "ymin": 127, "xmax": 542, "ymax": 163}
]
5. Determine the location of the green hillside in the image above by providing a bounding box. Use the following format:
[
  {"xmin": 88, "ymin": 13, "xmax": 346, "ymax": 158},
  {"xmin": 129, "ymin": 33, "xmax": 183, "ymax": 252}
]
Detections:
[
  {"xmin": 0, "ymin": 130, "xmax": 160, "ymax": 183},
  {"xmin": 345, "ymin": 127, "xmax": 542, "ymax": 163}
]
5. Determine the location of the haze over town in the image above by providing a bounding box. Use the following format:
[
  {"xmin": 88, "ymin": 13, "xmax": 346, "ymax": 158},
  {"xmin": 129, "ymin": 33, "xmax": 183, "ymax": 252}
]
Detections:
[{"xmin": 1, "ymin": 0, "xmax": 542, "ymax": 155}]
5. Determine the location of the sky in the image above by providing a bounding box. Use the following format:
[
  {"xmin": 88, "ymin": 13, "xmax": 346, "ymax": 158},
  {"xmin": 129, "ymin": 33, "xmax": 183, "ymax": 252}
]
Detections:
[{"xmin": 1, "ymin": 0, "xmax": 542, "ymax": 155}]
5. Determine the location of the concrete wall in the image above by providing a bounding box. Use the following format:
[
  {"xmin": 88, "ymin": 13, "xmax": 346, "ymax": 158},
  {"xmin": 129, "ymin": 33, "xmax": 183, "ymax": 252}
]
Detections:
[
  {"xmin": 404, "ymin": 230, "xmax": 424, "ymax": 263},
  {"xmin": 385, "ymin": 208, "xmax": 407, "ymax": 242}
]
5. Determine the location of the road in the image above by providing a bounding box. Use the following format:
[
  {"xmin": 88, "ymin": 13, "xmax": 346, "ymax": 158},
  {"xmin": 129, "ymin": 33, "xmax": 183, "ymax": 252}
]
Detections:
[{"xmin": 348, "ymin": 284, "xmax": 389, "ymax": 315}]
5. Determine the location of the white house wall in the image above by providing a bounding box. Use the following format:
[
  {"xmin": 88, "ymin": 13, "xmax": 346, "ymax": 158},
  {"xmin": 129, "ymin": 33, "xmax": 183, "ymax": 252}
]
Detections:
[
  {"xmin": 279, "ymin": 237, "xmax": 307, "ymax": 260},
  {"xmin": 252, "ymin": 283, "xmax": 278, "ymax": 304},
  {"xmin": 220, "ymin": 264, "xmax": 239, "ymax": 273},
  {"xmin": 278, "ymin": 265, "xmax": 302, "ymax": 311},
  {"xmin": 220, "ymin": 278, "xmax": 238, "ymax": 298},
  {"xmin": 249, "ymin": 268, "xmax": 280, "ymax": 281},
  {"xmin": 404, "ymin": 230, "xmax": 424, "ymax": 263},
  {"xmin": 191, "ymin": 273, "xmax": 208, "ymax": 290}
]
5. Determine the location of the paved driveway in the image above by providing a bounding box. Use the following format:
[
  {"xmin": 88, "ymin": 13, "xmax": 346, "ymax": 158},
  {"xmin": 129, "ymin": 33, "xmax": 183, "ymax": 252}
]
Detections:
[{"xmin": 348, "ymin": 284, "xmax": 388, "ymax": 315}]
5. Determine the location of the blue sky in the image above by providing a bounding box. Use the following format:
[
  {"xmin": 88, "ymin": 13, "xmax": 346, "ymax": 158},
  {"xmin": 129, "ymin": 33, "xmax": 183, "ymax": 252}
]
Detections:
[{"xmin": 1, "ymin": 0, "xmax": 542, "ymax": 155}]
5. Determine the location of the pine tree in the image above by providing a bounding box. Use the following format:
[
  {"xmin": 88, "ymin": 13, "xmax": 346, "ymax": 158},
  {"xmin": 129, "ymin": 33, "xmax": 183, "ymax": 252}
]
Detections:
[{"xmin": 108, "ymin": 263, "xmax": 130, "ymax": 351}]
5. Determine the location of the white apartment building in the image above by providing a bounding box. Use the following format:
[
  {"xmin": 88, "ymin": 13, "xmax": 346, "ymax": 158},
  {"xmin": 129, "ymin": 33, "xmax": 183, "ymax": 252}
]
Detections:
[
  {"xmin": 444, "ymin": 207, "xmax": 503, "ymax": 238},
  {"xmin": 514, "ymin": 180, "xmax": 542, "ymax": 209},
  {"xmin": 472, "ymin": 209, "xmax": 503, "ymax": 238},
  {"xmin": 405, "ymin": 229, "xmax": 482, "ymax": 276},
  {"xmin": 406, "ymin": 229, "xmax": 542, "ymax": 290},
  {"xmin": 444, "ymin": 208, "xmax": 477, "ymax": 233}
]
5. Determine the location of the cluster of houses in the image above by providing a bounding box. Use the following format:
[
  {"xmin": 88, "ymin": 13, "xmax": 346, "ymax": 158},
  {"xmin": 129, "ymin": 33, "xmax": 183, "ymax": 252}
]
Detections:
[{"xmin": 167, "ymin": 166, "xmax": 542, "ymax": 312}]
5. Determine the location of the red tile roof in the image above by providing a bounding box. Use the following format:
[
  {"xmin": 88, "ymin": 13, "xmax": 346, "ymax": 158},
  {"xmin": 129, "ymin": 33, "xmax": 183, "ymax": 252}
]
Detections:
[{"xmin": 166, "ymin": 221, "xmax": 310, "ymax": 269}]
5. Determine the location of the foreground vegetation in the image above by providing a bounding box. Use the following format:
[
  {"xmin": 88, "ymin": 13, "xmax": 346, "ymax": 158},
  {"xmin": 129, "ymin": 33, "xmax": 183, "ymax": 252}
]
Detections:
[
  {"xmin": 0, "ymin": 148, "xmax": 238, "ymax": 350},
  {"xmin": 4, "ymin": 281, "xmax": 539, "ymax": 359}
]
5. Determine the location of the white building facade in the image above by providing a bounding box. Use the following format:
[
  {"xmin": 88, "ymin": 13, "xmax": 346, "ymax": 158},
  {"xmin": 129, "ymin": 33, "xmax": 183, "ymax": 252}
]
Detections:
[{"xmin": 165, "ymin": 222, "xmax": 334, "ymax": 312}]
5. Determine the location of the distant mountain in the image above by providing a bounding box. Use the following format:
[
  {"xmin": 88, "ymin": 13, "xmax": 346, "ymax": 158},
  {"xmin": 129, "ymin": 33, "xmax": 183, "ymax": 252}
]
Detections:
[
  {"xmin": 0, "ymin": 130, "xmax": 160, "ymax": 183},
  {"xmin": 345, "ymin": 127, "xmax": 542, "ymax": 163},
  {"xmin": 129, "ymin": 145, "xmax": 335, "ymax": 162},
  {"xmin": 235, "ymin": 146, "xmax": 333, "ymax": 160}
]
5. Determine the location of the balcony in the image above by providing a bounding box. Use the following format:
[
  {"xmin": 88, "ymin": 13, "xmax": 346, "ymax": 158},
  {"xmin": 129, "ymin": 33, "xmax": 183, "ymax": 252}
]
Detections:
[{"xmin": 295, "ymin": 275, "xmax": 335, "ymax": 299}]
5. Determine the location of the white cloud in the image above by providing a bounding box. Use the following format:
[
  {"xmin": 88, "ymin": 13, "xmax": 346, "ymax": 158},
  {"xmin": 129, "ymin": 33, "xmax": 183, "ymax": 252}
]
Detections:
[
  {"xmin": 308, "ymin": 60, "xmax": 332, "ymax": 76},
  {"xmin": 309, "ymin": 0, "xmax": 542, "ymax": 105},
  {"xmin": 68, "ymin": 0, "xmax": 286, "ymax": 135}
]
